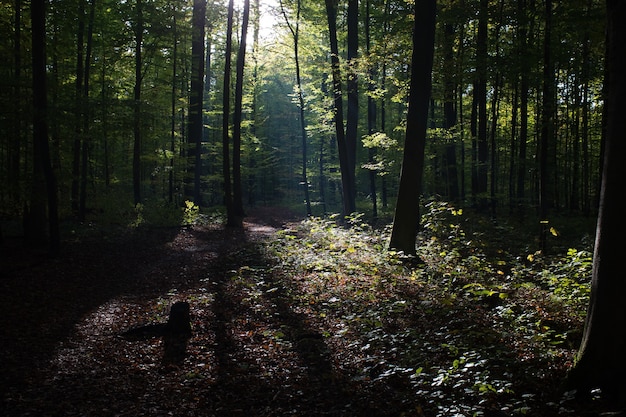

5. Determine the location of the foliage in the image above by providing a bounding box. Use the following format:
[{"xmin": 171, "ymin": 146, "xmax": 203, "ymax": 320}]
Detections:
[{"xmin": 268, "ymin": 204, "xmax": 593, "ymax": 415}]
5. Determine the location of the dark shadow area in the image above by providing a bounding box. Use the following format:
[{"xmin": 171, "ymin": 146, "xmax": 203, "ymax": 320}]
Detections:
[{"xmin": 0, "ymin": 226, "xmax": 180, "ymax": 394}]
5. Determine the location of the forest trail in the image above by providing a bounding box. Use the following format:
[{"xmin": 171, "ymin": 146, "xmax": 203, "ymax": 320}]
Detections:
[{"xmin": 0, "ymin": 207, "xmax": 370, "ymax": 416}]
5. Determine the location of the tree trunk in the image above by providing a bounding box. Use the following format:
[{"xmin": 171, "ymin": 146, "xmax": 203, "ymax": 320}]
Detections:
[
  {"xmin": 325, "ymin": 0, "xmax": 355, "ymax": 217},
  {"xmin": 223, "ymin": 0, "xmax": 236, "ymax": 226},
  {"xmin": 389, "ymin": 0, "xmax": 436, "ymax": 255},
  {"xmin": 233, "ymin": 0, "xmax": 250, "ymax": 220},
  {"xmin": 539, "ymin": 0, "xmax": 555, "ymax": 251},
  {"xmin": 132, "ymin": 0, "xmax": 144, "ymax": 205},
  {"xmin": 187, "ymin": 0, "xmax": 207, "ymax": 205},
  {"xmin": 31, "ymin": 0, "xmax": 60, "ymax": 255},
  {"xmin": 476, "ymin": 0, "xmax": 488, "ymax": 206},
  {"xmin": 280, "ymin": 0, "xmax": 312, "ymax": 216},
  {"xmin": 442, "ymin": 20, "xmax": 459, "ymax": 203},
  {"xmin": 567, "ymin": 0, "xmax": 626, "ymax": 399},
  {"xmin": 79, "ymin": 0, "xmax": 96, "ymax": 221},
  {"xmin": 346, "ymin": 0, "xmax": 358, "ymax": 211},
  {"xmin": 71, "ymin": 0, "xmax": 85, "ymax": 214},
  {"xmin": 366, "ymin": 0, "xmax": 378, "ymax": 220},
  {"xmin": 169, "ymin": 6, "xmax": 178, "ymax": 204}
]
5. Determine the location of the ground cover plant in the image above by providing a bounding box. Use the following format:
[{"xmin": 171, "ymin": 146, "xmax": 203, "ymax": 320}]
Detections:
[{"xmin": 1, "ymin": 204, "xmax": 612, "ymax": 416}]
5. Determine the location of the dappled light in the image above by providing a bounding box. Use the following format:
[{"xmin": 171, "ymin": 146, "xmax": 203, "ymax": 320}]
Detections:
[{"xmin": 2, "ymin": 206, "xmax": 613, "ymax": 416}]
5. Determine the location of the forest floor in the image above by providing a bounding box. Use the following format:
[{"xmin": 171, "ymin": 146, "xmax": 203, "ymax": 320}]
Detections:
[{"xmin": 0, "ymin": 206, "xmax": 622, "ymax": 417}]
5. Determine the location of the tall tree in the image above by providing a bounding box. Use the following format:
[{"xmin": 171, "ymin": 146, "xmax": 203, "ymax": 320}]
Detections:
[
  {"xmin": 539, "ymin": 0, "xmax": 556, "ymax": 250},
  {"xmin": 345, "ymin": 0, "xmax": 358, "ymax": 209},
  {"xmin": 567, "ymin": 0, "xmax": 626, "ymax": 401},
  {"xmin": 389, "ymin": 0, "xmax": 436, "ymax": 255},
  {"xmin": 325, "ymin": 0, "xmax": 356, "ymax": 216},
  {"xmin": 365, "ymin": 0, "xmax": 377, "ymax": 219},
  {"xmin": 222, "ymin": 0, "xmax": 237, "ymax": 226},
  {"xmin": 280, "ymin": 0, "xmax": 312, "ymax": 216},
  {"xmin": 30, "ymin": 0, "xmax": 60, "ymax": 255},
  {"xmin": 187, "ymin": 0, "xmax": 207, "ymax": 204},
  {"xmin": 232, "ymin": 0, "xmax": 250, "ymax": 220},
  {"xmin": 79, "ymin": 0, "xmax": 96, "ymax": 221},
  {"xmin": 474, "ymin": 0, "xmax": 489, "ymax": 204},
  {"xmin": 132, "ymin": 0, "xmax": 144, "ymax": 205}
]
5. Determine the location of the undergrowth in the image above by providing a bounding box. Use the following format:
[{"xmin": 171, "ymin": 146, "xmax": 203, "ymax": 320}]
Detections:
[{"xmin": 266, "ymin": 202, "xmax": 593, "ymax": 416}]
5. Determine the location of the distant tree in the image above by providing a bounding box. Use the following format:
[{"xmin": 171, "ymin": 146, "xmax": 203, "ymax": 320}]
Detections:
[
  {"xmin": 132, "ymin": 0, "xmax": 144, "ymax": 205},
  {"xmin": 280, "ymin": 0, "xmax": 312, "ymax": 216},
  {"xmin": 222, "ymin": 0, "xmax": 238, "ymax": 226},
  {"xmin": 539, "ymin": 0, "xmax": 556, "ymax": 250},
  {"xmin": 389, "ymin": 0, "xmax": 436, "ymax": 255},
  {"xmin": 345, "ymin": 0, "xmax": 358, "ymax": 208},
  {"xmin": 187, "ymin": 0, "xmax": 207, "ymax": 204},
  {"xmin": 232, "ymin": 0, "xmax": 250, "ymax": 221},
  {"xmin": 473, "ymin": 0, "xmax": 488, "ymax": 205},
  {"xmin": 566, "ymin": 0, "xmax": 626, "ymax": 401},
  {"xmin": 324, "ymin": 0, "xmax": 356, "ymax": 216},
  {"xmin": 30, "ymin": 0, "xmax": 60, "ymax": 255}
]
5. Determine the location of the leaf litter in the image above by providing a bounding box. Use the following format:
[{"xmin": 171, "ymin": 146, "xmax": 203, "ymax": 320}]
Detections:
[{"xmin": 0, "ymin": 206, "xmax": 617, "ymax": 416}]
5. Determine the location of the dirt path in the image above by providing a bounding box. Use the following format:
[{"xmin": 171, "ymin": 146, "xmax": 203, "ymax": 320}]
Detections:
[{"xmin": 1, "ymin": 208, "xmax": 377, "ymax": 416}]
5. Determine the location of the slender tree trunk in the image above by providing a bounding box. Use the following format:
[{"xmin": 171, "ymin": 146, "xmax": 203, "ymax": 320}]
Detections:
[
  {"xmin": 389, "ymin": 0, "xmax": 436, "ymax": 255},
  {"xmin": 79, "ymin": 0, "xmax": 96, "ymax": 221},
  {"xmin": 516, "ymin": 0, "xmax": 533, "ymax": 216},
  {"xmin": 366, "ymin": 0, "xmax": 377, "ymax": 219},
  {"xmin": 324, "ymin": 0, "xmax": 355, "ymax": 217},
  {"xmin": 31, "ymin": 0, "xmax": 59, "ymax": 255},
  {"xmin": 72, "ymin": 0, "xmax": 85, "ymax": 213},
  {"xmin": 233, "ymin": 0, "xmax": 250, "ymax": 220},
  {"xmin": 539, "ymin": 0, "xmax": 555, "ymax": 251},
  {"xmin": 169, "ymin": 6, "xmax": 178, "ymax": 203},
  {"xmin": 132, "ymin": 0, "xmax": 144, "ymax": 205},
  {"xmin": 9, "ymin": 0, "xmax": 22, "ymax": 204},
  {"xmin": 476, "ymin": 0, "xmax": 489, "ymax": 206},
  {"xmin": 280, "ymin": 0, "xmax": 312, "ymax": 216},
  {"xmin": 187, "ymin": 0, "xmax": 206, "ymax": 204},
  {"xmin": 346, "ymin": 0, "xmax": 358, "ymax": 211},
  {"xmin": 223, "ymin": 0, "xmax": 236, "ymax": 226},
  {"xmin": 442, "ymin": 20, "xmax": 459, "ymax": 203}
]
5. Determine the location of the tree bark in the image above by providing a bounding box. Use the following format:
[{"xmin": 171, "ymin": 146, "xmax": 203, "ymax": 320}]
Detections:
[
  {"xmin": 187, "ymin": 0, "xmax": 207, "ymax": 204},
  {"xmin": 325, "ymin": 0, "xmax": 355, "ymax": 217},
  {"xmin": 567, "ymin": 0, "xmax": 626, "ymax": 400},
  {"xmin": 233, "ymin": 0, "xmax": 250, "ymax": 220},
  {"xmin": 539, "ymin": 0, "xmax": 555, "ymax": 251},
  {"xmin": 31, "ymin": 0, "xmax": 60, "ymax": 255},
  {"xmin": 223, "ymin": 0, "xmax": 236, "ymax": 226},
  {"xmin": 132, "ymin": 0, "xmax": 144, "ymax": 205},
  {"xmin": 389, "ymin": 0, "xmax": 436, "ymax": 255},
  {"xmin": 280, "ymin": 0, "xmax": 312, "ymax": 216}
]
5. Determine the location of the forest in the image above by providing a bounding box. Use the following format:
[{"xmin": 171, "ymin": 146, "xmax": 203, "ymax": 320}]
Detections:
[{"xmin": 2, "ymin": 0, "xmax": 626, "ymax": 416}]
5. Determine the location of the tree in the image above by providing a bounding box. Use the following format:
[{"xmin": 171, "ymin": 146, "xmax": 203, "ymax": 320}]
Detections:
[
  {"xmin": 187, "ymin": 0, "xmax": 207, "ymax": 204},
  {"xmin": 325, "ymin": 0, "xmax": 356, "ymax": 216},
  {"xmin": 280, "ymin": 0, "xmax": 312, "ymax": 216},
  {"xmin": 388, "ymin": 0, "xmax": 436, "ymax": 255},
  {"xmin": 30, "ymin": 0, "xmax": 60, "ymax": 255},
  {"xmin": 232, "ymin": 0, "xmax": 250, "ymax": 220},
  {"xmin": 222, "ymin": 0, "xmax": 237, "ymax": 226},
  {"xmin": 132, "ymin": 0, "xmax": 144, "ymax": 205},
  {"xmin": 539, "ymin": 0, "xmax": 556, "ymax": 250},
  {"xmin": 345, "ymin": 0, "xmax": 358, "ymax": 209},
  {"xmin": 566, "ymin": 0, "xmax": 626, "ymax": 401}
]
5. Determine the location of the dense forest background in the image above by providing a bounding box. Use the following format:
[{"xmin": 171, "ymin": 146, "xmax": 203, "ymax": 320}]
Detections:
[{"xmin": 0, "ymin": 0, "xmax": 606, "ymax": 241}]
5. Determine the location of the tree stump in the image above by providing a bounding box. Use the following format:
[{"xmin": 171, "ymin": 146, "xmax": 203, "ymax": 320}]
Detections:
[
  {"xmin": 162, "ymin": 301, "xmax": 192, "ymax": 364},
  {"xmin": 165, "ymin": 301, "xmax": 192, "ymax": 336}
]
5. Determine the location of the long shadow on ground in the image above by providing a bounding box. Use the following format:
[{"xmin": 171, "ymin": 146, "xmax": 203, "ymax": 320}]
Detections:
[{"xmin": 1, "ymin": 211, "xmax": 362, "ymax": 416}]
